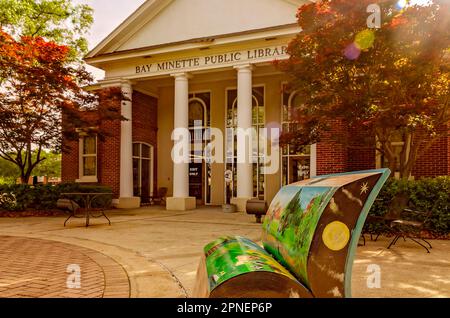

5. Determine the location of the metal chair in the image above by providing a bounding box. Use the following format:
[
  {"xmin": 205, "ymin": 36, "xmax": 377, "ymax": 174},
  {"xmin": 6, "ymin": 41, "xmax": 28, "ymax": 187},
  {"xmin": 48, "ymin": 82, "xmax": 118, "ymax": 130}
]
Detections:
[
  {"xmin": 149, "ymin": 187, "xmax": 168, "ymax": 206},
  {"xmin": 362, "ymin": 196, "xmax": 407, "ymax": 243},
  {"xmin": 387, "ymin": 206, "xmax": 433, "ymax": 253}
]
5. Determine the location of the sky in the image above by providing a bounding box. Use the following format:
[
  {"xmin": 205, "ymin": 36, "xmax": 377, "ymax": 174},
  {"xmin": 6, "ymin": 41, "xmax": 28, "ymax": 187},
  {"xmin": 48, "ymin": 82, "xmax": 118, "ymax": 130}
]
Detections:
[{"xmin": 73, "ymin": 0, "xmax": 147, "ymax": 80}]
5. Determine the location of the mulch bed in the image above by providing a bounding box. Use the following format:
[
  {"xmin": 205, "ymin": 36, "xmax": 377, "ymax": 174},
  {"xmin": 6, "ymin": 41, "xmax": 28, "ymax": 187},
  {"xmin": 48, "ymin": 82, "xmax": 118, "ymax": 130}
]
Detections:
[
  {"xmin": 365, "ymin": 231, "xmax": 449, "ymax": 240},
  {"xmin": 0, "ymin": 208, "xmax": 113, "ymax": 218},
  {"xmin": 0, "ymin": 209, "xmax": 66, "ymax": 218}
]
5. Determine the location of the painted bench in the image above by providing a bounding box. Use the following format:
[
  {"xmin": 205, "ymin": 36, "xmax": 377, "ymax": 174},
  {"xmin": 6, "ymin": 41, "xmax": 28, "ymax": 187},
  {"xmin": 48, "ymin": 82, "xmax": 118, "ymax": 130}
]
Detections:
[{"xmin": 193, "ymin": 169, "xmax": 390, "ymax": 298}]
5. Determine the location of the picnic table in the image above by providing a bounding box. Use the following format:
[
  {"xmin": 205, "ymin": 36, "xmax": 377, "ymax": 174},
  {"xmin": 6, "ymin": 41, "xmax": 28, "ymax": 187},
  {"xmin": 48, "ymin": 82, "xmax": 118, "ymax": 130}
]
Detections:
[{"xmin": 60, "ymin": 193, "xmax": 112, "ymax": 227}]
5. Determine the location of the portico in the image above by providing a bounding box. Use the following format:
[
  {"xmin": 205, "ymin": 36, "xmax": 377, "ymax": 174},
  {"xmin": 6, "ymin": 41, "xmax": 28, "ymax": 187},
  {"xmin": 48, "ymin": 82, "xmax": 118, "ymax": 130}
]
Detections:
[
  {"xmin": 93, "ymin": 57, "xmax": 304, "ymax": 210},
  {"xmin": 110, "ymin": 60, "xmax": 293, "ymax": 211}
]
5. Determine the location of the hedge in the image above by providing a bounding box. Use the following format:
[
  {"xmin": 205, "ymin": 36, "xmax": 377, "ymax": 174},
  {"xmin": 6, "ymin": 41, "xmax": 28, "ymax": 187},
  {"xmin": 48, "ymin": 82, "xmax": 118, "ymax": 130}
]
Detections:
[
  {"xmin": 0, "ymin": 183, "xmax": 113, "ymax": 212},
  {"xmin": 365, "ymin": 176, "xmax": 450, "ymax": 236}
]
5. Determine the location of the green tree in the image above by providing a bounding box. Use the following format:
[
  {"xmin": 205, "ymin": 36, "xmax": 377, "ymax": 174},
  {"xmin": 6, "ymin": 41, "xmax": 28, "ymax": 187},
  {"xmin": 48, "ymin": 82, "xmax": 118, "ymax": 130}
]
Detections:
[
  {"xmin": 279, "ymin": 0, "xmax": 449, "ymax": 179},
  {"xmin": 278, "ymin": 190, "xmax": 303, "ymax": 235},
  {"xmin": 0, "ymin": 150, "xmax": 60, "ymax": 182},
  {"xmin": 0, "ymin": 0, "xmax": 93, "ymax": 60},
  {"xmin": 0, "ymin": 156, "xmax": 19, "ymax": 184},
  {"xmin": 31, "ymin": 151, "xmax": 61, "ymax": 178}
]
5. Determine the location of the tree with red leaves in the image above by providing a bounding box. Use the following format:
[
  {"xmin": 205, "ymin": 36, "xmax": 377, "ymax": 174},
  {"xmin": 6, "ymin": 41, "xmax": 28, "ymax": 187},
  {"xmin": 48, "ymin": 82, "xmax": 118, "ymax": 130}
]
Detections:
[
  {"xmin": 278, "ymin": 0, "xmax": 449, "ymax": 179},
  {"xmin": 0, "ymin": 29, "xmax": 123, "ymax": 183}
]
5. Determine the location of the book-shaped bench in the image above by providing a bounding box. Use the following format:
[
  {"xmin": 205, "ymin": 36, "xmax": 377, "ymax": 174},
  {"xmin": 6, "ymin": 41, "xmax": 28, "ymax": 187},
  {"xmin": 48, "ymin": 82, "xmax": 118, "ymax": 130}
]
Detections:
[{"xmin": 193, "ymin": 169, "xmax": 390, "ymax": 298}]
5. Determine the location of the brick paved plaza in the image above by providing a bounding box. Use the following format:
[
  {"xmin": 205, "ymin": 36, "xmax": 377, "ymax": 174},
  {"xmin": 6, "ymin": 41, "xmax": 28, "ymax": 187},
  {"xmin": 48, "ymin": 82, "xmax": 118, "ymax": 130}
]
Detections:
[
  {"xmin": 0, "ymin": 207, "xmax": 449, "ymax": 298},
  {"xmin": 0, "ymin": 236, "xmax": 129, "ymax": 298}
]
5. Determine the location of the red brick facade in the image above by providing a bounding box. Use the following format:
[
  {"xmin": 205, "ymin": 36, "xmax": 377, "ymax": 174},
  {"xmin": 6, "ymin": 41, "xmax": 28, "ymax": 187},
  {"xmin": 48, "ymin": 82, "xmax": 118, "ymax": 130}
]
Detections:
[
  {"xmin": 97, "ymin": 117, "xmax": 121, "ymax": 196},
  {"xmin": 316, "ymin": 119, "xmax": 348, "ymax": 175},
  {"xmin": 61, "ymin": 139, "xmax": 79, "ymax": 182},
  {"xmin": 315, "ymin": 121, "xmax": 449, "ymax": 178},
  {"xmin": 347, "ymin": 126, "xmax": 376, "ymax": 172},
  {"xmin": 61, "ymin": 90, "xmax": 158, "ymax": 198},
  {"xmin": 412, "ymin": 125, "xmax": 450, "ymax": 178}
]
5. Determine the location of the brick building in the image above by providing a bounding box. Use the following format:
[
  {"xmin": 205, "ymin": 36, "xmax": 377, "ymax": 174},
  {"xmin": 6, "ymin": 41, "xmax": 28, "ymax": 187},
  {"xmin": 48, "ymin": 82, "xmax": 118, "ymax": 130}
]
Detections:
[{"xmin": 62, "ymin": 0, "xmax": 449, "ymax": 211}]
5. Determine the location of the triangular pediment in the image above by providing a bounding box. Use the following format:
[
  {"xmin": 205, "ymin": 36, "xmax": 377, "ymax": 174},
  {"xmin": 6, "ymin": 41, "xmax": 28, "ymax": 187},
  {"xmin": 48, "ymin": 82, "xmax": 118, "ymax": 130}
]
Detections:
[{"xmin": 87, "ymin": 0, "xmax": 310, "ymax": 59}]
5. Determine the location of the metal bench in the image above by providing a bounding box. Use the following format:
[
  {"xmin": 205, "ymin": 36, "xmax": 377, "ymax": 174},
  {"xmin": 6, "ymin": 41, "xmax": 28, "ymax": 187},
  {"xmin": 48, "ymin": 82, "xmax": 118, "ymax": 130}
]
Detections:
[
  {"xmin": 149, "ymin": 187, "xmax": 168, "ymax": 206},
  {"xmin": 193, "ymin": 169, "xmax": 391, "ymax": 298}
]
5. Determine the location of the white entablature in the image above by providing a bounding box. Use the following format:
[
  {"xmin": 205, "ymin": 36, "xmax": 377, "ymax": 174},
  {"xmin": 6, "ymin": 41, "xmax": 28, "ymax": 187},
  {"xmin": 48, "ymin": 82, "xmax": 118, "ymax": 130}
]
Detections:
[{"xmin": 85, "ymin": 0, "xmax": 311, "ymax": 65}]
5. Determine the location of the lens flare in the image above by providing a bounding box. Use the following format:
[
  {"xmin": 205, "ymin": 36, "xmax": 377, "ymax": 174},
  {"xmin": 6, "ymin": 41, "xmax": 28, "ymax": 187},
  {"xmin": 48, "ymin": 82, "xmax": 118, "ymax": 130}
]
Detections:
[
  {"xmin": 396, "ymin": 0, "xmax": 408, "ymax": 10},
  {"xmin": 355, "ymin": 29, "xmax": 375, "ymax": 50},
  {"xmin": 344, "ymin": 43, "xmax": 361, "ymax": 60}
]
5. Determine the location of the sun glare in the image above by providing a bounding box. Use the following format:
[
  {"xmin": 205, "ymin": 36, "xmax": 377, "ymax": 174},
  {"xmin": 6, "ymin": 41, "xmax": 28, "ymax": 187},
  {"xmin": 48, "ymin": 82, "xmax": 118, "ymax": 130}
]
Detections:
[{"xmin": 397, "ymin": 0, "xmax": 433, "ymax": 9}]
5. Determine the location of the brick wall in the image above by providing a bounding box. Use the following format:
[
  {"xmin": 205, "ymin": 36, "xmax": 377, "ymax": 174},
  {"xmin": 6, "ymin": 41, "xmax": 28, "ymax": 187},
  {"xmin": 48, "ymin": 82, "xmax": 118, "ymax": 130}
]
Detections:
[
  {"xmin": 347, "ymin": 126, "xmax": 376, "ymax": 172},
  {"xmin": 316, "ymin": 119, "xmax": 348, "ymax": 175},
  {"xmin": 316, "ymin": 123, "xmax": 450, "ymax": 178},
  {"xmin": 412, "ymin": 125, "xmax": 450, "ymax": 178},
  {"xmin": 61, "ymin": 89, "xmax": 159, "ymax": 198},
  {"xmin": 97, "ymin": 118, "xmax": 121, "ymax": 197},
  {"xmin": 61, "ymin": 139, "xmax": 79, "ymax": 182}
]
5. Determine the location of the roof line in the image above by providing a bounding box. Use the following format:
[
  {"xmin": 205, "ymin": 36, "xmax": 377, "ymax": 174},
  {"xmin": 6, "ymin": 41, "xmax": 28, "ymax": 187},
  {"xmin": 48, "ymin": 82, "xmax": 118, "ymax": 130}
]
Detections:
[
  {"xmin": 84, "ymin": 23, "xmax": 298, "ymax": 63},
  {"xmin": 85, "ymin": 0, "xmax": 312, "ymax": 60},
  {"xmin": 86, "ymin": 0, "xmax": 172, "ymax": 59}
]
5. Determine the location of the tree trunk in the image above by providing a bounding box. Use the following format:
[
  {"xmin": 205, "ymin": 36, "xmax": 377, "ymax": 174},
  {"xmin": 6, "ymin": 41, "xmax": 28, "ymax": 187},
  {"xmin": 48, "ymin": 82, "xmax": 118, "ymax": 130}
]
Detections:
[
  {"xmin": 379, "ymin": 138, "xmax": 397, "ymax": 179},
  {"xmin": 399, "ymin": 133, "xmax": 413, "ymax": 180}
]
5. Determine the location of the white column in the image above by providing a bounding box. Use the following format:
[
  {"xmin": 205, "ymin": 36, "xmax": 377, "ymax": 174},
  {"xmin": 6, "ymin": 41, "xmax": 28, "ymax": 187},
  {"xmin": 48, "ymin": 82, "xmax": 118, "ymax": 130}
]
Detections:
[
  {"xmin": 173, "ymin": 73, "xmax": 190, "ymax": 198},
  {"xmin": 232, "ymin": 64, "xmax": 254, "ymax": 211},
  {"xmin": 120, "ymin": 81, "xmax": 134, "ymax": 199},
  {"xmin": 166, "ymin": 73, "xmax": 196, "ymax": 211}
]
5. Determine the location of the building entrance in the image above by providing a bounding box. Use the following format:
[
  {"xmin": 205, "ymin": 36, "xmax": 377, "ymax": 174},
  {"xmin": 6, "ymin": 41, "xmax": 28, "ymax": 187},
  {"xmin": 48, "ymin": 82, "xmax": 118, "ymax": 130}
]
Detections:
[{"xmin": 189, "ymin": 92, "xmax": 212, "ymax": 205}]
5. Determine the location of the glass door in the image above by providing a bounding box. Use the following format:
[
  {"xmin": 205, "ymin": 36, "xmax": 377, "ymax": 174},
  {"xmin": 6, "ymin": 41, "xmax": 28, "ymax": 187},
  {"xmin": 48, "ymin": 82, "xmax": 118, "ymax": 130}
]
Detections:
[{"xmin": 133, "ymin": 143, "xmax": 153, "ymax": 204}]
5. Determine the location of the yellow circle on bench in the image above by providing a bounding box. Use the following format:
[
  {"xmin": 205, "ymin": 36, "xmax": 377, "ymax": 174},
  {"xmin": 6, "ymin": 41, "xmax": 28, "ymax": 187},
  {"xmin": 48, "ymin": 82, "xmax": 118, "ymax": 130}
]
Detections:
[{"xmin": 322, "ymin": 221, "xmax": 350, "ymax": 251}]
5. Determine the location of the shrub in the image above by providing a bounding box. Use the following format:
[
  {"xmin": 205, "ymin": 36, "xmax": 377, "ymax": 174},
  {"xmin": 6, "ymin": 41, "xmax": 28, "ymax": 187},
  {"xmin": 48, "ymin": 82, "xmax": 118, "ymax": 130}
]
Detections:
[
  {"xmin": 366, "ymin": 177, "xmax": 450, "ymax": 236},
  {"xmin": 0, "ymin": 176, "xmax": 16, "ymax": 185},
  {"xmin": 0, "ymin": 183, "xmax": 113, "ymax": 212}
]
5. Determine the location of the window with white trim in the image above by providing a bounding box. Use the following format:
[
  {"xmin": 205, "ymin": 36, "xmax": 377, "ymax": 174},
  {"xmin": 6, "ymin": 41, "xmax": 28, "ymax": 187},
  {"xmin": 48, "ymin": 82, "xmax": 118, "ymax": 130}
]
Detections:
[
  {"xmin": 281, "ymin": 87, "xmax": 311, "ymax": 185},
  {"xmin": 133, "ymin": 142, "xmax": 154, "ymax": 202},
  {"xmin": 78, "ymin": 135, "xmax": 97, "ymax": 182}
]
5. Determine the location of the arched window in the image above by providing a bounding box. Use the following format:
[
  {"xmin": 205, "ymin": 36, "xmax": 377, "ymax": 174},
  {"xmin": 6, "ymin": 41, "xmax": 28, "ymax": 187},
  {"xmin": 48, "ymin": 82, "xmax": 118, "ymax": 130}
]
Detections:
[
  {"xmin": 188, "ymin": 93, "xmax": 212, "ymax": 205},
  {"xmin": 189, "ymin": 98, "xmax": 206, "ymax": 128},
  {"xmin": 281, "ymin": 87, "xmax": 312, "ymax": 185},
  {"xmin": 225, "ymin": 86, "xmax": 265, "ymax": 201}
]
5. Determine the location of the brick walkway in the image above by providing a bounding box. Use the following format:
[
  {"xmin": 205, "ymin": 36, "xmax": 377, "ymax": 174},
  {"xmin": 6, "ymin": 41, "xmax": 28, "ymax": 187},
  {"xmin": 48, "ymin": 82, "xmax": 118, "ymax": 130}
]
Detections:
[{"xmin": 0, "ymin": 236, "xmax": 130, "ymax": 298}]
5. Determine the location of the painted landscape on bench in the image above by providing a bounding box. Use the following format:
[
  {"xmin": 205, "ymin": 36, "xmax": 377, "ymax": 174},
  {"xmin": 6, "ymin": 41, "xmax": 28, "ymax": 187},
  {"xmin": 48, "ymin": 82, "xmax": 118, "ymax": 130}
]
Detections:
[
  {"xmin": 203, "ymin": 236, "xmax": 298, "ymax": 292},
  {"xmin": 262, "ymin": 186, "xmax": 334, "ymax": 287}
]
